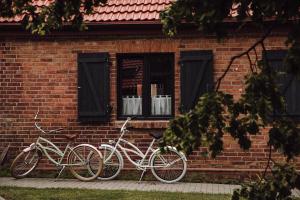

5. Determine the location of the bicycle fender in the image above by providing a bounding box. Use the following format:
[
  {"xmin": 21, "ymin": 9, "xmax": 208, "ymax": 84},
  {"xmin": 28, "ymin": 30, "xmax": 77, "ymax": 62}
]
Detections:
[
  {"xmin": 166, "ymin": 146, "xmax": 187, "ymax": 161},
  {"xmin": 23, "ymin": 143, "xmax": 36, "ymax": 152},
  {"xmin": 150, "ymin": 146, "xmax": 187, "ymax": 162},
  {"xmin": 100, "ymin": 144, "xmax": 114, "ymax": 149}
]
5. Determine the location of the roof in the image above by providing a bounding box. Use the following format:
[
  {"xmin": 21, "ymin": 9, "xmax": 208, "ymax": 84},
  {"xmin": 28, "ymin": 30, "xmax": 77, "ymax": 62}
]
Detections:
[{"xmin": 0, "ymin": 0, "xmax": 173, "ymax": 23}]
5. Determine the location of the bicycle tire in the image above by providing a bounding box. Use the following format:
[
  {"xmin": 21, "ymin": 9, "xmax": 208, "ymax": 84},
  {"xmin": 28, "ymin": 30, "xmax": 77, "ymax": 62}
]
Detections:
[
  {"xmin": 10, "ymin": 149, "xmax": 41, "ymax": 179},
  {"xmin": 150, "ymin": 147, "xmax": 187, "ymax": 183},
  {"xmin": 96, "ymin": 145, "xmax": 123, "ymax": 180},
  {"xmin": 68, "ymin": 144, "xmax": 103, "ymax": 181}
]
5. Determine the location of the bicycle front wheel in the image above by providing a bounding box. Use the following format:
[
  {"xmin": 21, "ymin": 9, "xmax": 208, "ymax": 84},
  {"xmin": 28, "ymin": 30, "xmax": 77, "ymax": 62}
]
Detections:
[
  {"xmin": 68, "ymin": 144, "xmax": 103, "ymax": 181},
  {"xmin": 150, "ymin": 147, "xmax": 187, "ymax": 183},
  {"xmin": 10, "ymin": 149, "xmax": 41, "ymax": 179}
]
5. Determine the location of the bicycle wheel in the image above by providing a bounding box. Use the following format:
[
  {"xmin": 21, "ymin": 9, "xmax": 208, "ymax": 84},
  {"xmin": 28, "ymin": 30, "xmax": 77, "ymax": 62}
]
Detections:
[
  {"xmin": 96, "ymin": 145, "xmax": 123, "ymax": 180},
  {"xmin": 68, "ymin": 144, "xmax": 103, "ymax": 181},
  {"xmin": 10, "ymin": 149, "xmax": 41, "ymax": 179},
  {"xmin": 150, "ymin": 147, "xmax": 187, "ymax": 183}
]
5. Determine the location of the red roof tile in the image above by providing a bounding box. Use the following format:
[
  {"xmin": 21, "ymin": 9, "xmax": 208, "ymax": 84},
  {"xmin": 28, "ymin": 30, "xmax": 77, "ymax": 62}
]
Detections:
[{"xmin": 0, "ymin": 0, "xmax": 173, "ymax": 23}]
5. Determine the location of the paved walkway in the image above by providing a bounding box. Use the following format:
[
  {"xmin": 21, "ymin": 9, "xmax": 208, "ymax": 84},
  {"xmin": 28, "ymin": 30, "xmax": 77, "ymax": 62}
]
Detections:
[
  {"xmin": 0, "ymin": 177, "xmax": 239, "ymax": 194},
  {"xmin": 0, "ymin": 177, "xmax": 299, "ymax": 197}
]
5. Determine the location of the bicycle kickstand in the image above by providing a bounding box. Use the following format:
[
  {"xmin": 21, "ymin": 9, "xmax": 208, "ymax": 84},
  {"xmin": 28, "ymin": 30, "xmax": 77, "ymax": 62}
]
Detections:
[
  {"xmin": 55, "ymin": 166, "xmax": 66, "ymax": 181},
  {"xmin": 138, "ymin": 169, "xmax": 147, "ymax": 183}
]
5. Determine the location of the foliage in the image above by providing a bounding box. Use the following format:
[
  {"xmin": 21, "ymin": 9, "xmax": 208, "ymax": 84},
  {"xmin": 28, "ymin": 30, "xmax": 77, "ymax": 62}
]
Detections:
[
  {"xmin": 232, "ymin": 164, "xmax": 299, "ymax": 200},
  {"xmin": 0, "ymin": 0, "xmax": 107, "ymax": 35},
  {"xmin": 160, "ymin": 0, "xmax": 300, "ymax": 38},
  {"xmin": 160, "ymin": 0, "xmax": 300, "ymax": 200},
  {"xmin": 162, "ymin": 58, "xmax": 298, "ymax": 156}
]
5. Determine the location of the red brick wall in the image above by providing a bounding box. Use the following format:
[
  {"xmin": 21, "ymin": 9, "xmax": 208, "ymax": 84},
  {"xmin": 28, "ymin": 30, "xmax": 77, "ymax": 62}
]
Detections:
[{"xmin": 1, "ymin": 28, "xmax": 299, "ymax": 174}]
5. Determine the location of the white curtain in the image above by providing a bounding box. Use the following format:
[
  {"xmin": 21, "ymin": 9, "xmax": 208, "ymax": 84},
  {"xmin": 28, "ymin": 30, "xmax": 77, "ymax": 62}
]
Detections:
[{"xmin": 122, "ymin": 95, "xmax": 171, "ymax": 116}]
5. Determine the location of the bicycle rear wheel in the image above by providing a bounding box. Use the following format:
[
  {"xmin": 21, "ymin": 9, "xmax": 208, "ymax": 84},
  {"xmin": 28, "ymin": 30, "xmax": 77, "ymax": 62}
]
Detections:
[
  {"xmin": 150, "ymin": 147, "xmax": 187, "ymax": 183},
  {"xmin": 10, "ymin": 149, "xmax": 41, "ymax": 179},
  {"xmin": 96, "ymin": 145, "xmax": 123, "ymax": 180},
  {"xmin": 68, "ymin": 144, "xmax": 103, "ymax": 181}
]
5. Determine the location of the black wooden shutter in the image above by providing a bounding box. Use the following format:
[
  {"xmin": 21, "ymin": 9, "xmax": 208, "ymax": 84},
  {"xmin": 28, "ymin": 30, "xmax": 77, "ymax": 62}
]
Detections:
[
  {"xmin": 266, "ymin": 50, "xmax": 300, "ymax": 116},
  {"xmin": 180, "ymin": 50, "xmax": 213, "ymax": 113},
  {"xmin": 78, "ymin": 53, "xmax": 110, "ymax": 122}
]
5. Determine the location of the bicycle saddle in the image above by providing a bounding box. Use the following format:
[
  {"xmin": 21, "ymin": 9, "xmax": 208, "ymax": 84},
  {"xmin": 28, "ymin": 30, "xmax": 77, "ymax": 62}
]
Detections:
[
  {"xmin": 63, "ymin": 134, "xmax": 79, "ymax": 141},
  {"xmin": 149, "ymin": 132, "xmax": 163, "ymax": 140}
]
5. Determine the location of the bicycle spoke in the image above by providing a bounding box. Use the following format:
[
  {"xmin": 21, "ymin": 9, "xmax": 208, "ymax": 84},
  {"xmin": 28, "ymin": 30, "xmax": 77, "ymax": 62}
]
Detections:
[
  {"xmin": 151, "ymin": 148, "xmax": 186, "ymax": 183},
  {"xmin": 11, "ymin": 150, "xmax": 40, "ymax": 179},
  {"xmin": 68, "ymin": 145, "xmax": 102, "ymax": 181},
  {"xmin": 169, "ymin": 157, "xmax": 182, "ymax": 166},
  {"xmin": 96, "ymin": 146, "xmax": 122, "ymax": 180}
]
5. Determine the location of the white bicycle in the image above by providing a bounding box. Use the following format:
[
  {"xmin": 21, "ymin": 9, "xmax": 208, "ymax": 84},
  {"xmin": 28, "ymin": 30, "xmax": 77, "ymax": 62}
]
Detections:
[
  {"xmin": 10, "ymin": 111, "xmax": 103, "ymax": 181},
  {"xmin": 94, "ymin": 117, "xmax": 187, "ymax": 183}
]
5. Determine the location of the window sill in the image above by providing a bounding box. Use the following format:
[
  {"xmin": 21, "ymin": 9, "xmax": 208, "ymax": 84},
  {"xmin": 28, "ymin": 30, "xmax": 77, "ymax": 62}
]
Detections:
[{"xmin": 114, "ymin": 120, "xmax": 170, "ymax": 129}]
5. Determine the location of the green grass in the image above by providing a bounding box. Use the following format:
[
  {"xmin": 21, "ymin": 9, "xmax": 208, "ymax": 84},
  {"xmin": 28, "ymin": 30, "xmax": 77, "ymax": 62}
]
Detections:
[{"xmin": 0, "ymin": 186, "xmax": 232, "ymax": 200}]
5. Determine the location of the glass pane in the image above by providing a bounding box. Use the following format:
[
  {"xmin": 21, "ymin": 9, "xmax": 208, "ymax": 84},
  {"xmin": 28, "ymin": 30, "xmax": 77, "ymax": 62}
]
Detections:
[
  {"xmin": 120, "ymin": 57, "xmax": 143, "ymax": 116},
  {"xmin": 150, "ymin": 55, "xmax": 173, "ymax": 116}
]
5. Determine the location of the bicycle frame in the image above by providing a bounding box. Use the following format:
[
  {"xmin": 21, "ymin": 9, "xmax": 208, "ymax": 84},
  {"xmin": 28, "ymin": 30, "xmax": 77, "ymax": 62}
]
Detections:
[
  {"xmin": 107, "ymin": 118, "xmax": 158, "ymax": 169},
  {"xmin": 33, "ymin": 136, "xmax": 84, "ymax": 167},
  {"xmin": 115, "ymin": 137, "xmax": 156, "ymax": 169},
  {"xmin": 24, "ymin": 111, "xmax": 86, "ymax": 167}
]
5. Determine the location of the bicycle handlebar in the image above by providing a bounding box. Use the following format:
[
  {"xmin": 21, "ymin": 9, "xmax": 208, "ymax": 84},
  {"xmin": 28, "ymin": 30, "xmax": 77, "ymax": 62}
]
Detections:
[
  {"xmin": 34, "ymin": 110, "xmax": 46, "ymax": 134},
  {"xmin": 34, "ymin": 110, "xmax": 39, "ymax": 120},
  {"xmin": 34, "ymin": 110, "xmax": 63, "ymax": 134},
  {"xmin": 120, "ymin": 116, "xmax": 137, "ymax": 132},
  {"xmin": 130, "ymin": 116, "xmax": 138, "ymax": 120},
  {"xmin": 35, "ymin": 122, "xmax": 46, "ymax": 134},
  {"xmin": 48, "ymin": 128, "xmax": 63, "ymax": 134}
]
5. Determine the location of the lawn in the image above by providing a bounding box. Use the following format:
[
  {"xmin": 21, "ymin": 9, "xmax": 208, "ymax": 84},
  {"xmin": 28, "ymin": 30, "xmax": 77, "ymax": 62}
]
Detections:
[{"xmin": 0, "ymin": 186, "xmax": 231, "ymax": 200}]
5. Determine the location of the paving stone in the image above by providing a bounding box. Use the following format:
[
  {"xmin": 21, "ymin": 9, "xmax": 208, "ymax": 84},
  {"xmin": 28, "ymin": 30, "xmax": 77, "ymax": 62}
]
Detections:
[
  {"xmin": 0, "ymin": 177, "xmax": 299, "ymax": 198},
  {"xmin": 292, "ymin": 189, "xmax": 300, "ymax": 197}
]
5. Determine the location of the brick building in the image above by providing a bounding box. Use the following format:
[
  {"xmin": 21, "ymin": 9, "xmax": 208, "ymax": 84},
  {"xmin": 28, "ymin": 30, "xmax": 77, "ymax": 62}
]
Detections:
[{"xmin": 1, "ymin": 0, "xmax": 299, "ymax": 179}]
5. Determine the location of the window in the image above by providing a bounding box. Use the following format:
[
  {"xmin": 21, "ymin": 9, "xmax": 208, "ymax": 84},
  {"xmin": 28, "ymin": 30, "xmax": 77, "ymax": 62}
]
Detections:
[
  {"xmin": 266, "ymin": 50, "xmax": 300, "ymax": 117},
  {"xmin": 117, "ymin": 53, "xmax": 174, "ymax": 119}
]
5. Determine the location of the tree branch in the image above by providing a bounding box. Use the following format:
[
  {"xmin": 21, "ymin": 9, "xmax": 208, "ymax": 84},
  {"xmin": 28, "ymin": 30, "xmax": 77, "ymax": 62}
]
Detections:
[
  {"xmin": 215, "ymin": 26, "xmax": 274, "ymax": 91},
  {"xmin": 262, "ymin": 145, "xmax": 273, "ymax": 178},
  {"xmin": 246, "ymin": 52, "xmax": 254, "ymax": 72}
]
